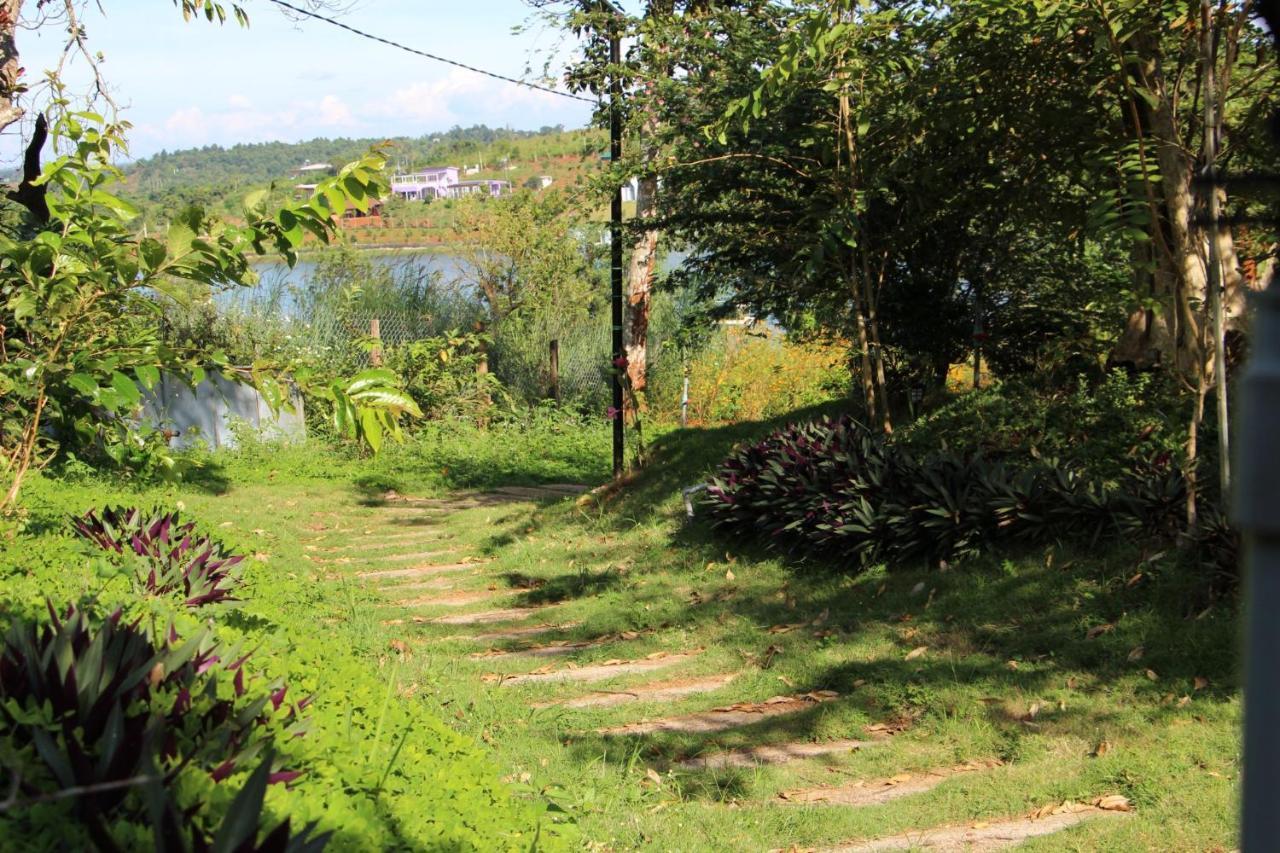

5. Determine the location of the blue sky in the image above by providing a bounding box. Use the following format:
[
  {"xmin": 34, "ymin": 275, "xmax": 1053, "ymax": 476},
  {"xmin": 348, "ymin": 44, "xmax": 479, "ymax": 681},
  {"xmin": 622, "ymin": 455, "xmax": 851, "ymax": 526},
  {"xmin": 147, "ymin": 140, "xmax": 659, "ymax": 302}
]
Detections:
[{"xmin": 6, "ymin": 0, "xmax": 612, "ymax": 163}]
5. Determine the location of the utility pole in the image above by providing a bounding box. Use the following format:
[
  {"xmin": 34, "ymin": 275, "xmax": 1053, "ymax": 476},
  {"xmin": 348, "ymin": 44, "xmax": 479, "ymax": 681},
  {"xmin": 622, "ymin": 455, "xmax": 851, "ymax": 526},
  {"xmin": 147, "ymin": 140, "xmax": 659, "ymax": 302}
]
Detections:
[{"xmin": 607, "ymin": 4, "xmax": 625, "ymax": 479}]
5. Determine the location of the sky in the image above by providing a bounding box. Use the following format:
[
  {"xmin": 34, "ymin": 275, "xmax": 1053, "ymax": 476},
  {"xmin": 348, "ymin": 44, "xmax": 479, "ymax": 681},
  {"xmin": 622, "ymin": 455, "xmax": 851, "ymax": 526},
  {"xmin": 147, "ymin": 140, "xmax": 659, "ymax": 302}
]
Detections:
[{"xmin": 4, "ymin": 0, "xmax": 613, "ymax": 164}]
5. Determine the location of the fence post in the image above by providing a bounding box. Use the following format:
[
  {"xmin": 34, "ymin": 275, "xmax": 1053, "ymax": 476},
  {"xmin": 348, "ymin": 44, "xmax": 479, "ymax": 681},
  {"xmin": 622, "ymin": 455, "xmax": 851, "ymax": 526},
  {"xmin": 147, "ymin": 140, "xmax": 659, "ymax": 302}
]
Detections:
[
  {"xmin": 549, "ymin": 339, "xmax": 561, "ymax": 404},
  {"xmin": 370, "ymin": 317, "xmax": 383, "ymax": 367},
  {"xmin": 476, "ymin": 346, "xmax": 491, "ymax": 428},
  {"xmin": 681, "ymin": 373, "xmax": 690, "ymax": 428}
]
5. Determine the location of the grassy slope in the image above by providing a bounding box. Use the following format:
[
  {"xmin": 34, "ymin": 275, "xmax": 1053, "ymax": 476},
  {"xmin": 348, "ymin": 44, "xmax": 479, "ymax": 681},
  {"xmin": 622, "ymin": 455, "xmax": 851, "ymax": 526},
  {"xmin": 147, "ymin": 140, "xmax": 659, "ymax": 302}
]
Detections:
[{"xmin": 2, "ymin": 406, "xmax": 1241, "ymax": 849}]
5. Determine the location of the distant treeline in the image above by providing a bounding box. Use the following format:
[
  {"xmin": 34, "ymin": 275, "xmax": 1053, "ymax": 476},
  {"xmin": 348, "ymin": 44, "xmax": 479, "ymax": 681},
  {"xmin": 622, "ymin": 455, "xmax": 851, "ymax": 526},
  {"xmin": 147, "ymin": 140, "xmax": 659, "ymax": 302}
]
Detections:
[{"xmin": 120, "ymin": 124, "xmax": 602, "ymax": 222}]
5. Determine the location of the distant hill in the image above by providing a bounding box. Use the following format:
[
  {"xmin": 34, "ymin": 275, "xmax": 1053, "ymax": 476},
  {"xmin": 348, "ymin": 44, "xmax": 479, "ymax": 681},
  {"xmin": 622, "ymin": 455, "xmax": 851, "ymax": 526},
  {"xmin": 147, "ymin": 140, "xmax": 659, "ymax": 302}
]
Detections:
[{"xmin": 121, "ymin": 123, "xmax": 606, "ymax": 227}]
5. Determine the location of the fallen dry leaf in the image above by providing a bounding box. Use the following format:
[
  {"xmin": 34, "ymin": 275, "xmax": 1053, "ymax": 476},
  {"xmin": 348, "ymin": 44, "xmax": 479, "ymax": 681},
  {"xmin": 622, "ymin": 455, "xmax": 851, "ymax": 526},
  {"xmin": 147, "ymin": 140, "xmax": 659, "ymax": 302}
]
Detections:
[
  {"xmin": 905, "ymin": 646, "xmax": 928, "ymax": 661},
  {"xmin": 1194, "ymin": 676, "xmax": 1210, "ymax": 691},
  {"xmin": 725, "ymin": 568, "xmax": 736, "ymax": 581},
  {"xmin": 1177, "ymin": 695, "xmax": 1192, "ymax": 708},
  {"xmin": 1126, "ymin": 572, "xmax": 1144, "ymax": 588},
  {"xmin": 852, "ymin": 678, "xmax": 867, "ymax": 689},
  {"xmin": 1145, "ymin": 669, "xmax": 1159, "ymax": 681},
  {"xmin": 1086, "ymin": 623, "xmax": 1115, "ymax": 640},
  {"xmin": 1092, "ymin": 740, "xmax": 1112, "ymax": 758},
  {"xmin": 1006, "ymin": 660, "xmax": 1020, "ymax": 671},
  {"xmin": 1093, "ymin": 794, "xmax": 1133, "ymax": 812},
  {"xmin": 1127, "ymin": 646, "xmax": 1145, "ymax": 662}
]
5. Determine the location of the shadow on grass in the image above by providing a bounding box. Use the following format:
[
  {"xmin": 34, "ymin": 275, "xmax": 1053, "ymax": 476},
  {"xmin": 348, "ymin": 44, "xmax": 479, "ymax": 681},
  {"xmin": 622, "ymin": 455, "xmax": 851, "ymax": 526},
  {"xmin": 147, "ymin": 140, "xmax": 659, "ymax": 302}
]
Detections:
[
  {"xmin": 466, "ymin": 406, "xmax": 1240, "ymax": 804},
  {"xmin": 507, "ymin": 568, "xmax": 623, "ymax": 605}
]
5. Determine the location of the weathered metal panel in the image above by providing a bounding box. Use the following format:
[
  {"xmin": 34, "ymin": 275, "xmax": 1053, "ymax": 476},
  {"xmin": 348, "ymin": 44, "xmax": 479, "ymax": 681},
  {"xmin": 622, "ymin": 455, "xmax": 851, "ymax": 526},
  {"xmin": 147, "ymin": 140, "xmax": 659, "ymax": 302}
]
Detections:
[{"xmin": 140, "ymin": 373, "xmax": 305, "ymax": 450}]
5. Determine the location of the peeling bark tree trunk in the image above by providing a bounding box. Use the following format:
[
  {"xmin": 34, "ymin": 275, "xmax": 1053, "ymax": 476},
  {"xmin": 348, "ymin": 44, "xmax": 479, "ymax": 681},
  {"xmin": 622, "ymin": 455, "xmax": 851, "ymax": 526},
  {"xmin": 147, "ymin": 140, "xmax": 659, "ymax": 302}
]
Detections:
[
  {"xmin": 624, "ymin": 171, "xmax": 658, "ymax": 417},
  {"xmin": 0, "ymin": 0, "xmax": 23, "ymax": 135}
]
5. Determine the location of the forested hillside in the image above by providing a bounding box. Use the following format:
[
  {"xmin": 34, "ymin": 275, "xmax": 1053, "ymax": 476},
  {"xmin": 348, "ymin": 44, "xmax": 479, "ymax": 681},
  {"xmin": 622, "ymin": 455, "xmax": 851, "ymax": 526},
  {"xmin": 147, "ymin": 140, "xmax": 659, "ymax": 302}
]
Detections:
[{"xmin": 122, "ymin": 123, "xmax": 604, "ymax": 226}]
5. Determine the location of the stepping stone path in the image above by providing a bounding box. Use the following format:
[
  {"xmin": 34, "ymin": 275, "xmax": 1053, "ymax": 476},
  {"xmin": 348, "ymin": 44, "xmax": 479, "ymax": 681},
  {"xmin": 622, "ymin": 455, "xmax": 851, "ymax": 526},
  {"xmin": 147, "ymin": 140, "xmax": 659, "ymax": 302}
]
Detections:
[
  {"xmin": 486, "ymin": 652, "xmax": 696, "ymax": 686},
  {"xmin": 825, "ymin": 801, "xmax": 1129, "ymax": 852},
  {"xmin": 779, "ymin": 759, "xmax": 1004, "ymax": 807},
  {"xmin": 679, "ymin": 737, "xmax": 878, "ymax": 770},
  {"xmin": 311, "ymin": 483, "xmax": 1134, "ymax": 852},
  {"xmin": 601, "ymin": 690, "xmax": 841, "ymax": 736},
  {"xmin": 542, "ymin": 673, "xmax": 738, "ymax": 709}
]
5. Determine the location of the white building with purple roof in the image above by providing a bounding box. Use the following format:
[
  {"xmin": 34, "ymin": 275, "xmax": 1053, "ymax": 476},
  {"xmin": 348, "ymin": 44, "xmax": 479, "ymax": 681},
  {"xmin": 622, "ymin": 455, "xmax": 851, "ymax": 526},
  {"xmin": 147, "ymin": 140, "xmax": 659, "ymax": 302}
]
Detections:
[{"xmin": 390, "ymin": 166, "xmax": 460, "ymax": 201}]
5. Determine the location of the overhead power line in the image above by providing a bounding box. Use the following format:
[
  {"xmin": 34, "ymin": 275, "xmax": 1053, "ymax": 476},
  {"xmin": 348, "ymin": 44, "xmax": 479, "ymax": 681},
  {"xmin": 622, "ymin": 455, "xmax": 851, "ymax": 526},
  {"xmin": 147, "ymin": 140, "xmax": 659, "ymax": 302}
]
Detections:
[{"xmin": 263, "ymin": 0, "xmax": 596, "ymax": 104}]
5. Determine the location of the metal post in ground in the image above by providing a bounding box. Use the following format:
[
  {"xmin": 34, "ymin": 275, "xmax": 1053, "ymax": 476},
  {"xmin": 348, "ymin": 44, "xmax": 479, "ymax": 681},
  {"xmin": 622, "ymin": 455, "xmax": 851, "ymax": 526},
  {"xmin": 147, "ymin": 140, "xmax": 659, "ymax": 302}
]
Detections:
[
  {"xmin": 609, "ymin": 17, "xmax": 624, "ymax": 478},
  {"xmin": 1240, "ymin": 281, "xmax": 1280, "ymax": 849},
  {"xmin": 680, "ymin": 373, "xmax": 689, "ymax": 428}
]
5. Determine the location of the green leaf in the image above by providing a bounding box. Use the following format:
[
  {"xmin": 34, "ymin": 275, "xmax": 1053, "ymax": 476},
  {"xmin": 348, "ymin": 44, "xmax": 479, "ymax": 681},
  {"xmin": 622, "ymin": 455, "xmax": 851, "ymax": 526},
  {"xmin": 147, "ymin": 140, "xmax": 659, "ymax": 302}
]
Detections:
[
  {"xmin": 135, "ymin": 364, "xmax": 160, "ymax": 391},
  {"xmin": 360, "ymin": 408, "xmax": 384, "ymax": 454},
  {"xmin": 67, "ymin": 373, "xmax": 99, "ymax": 397},
  {"xmin": 210, "ymin": 751, "xmax": 274, "ymax": 853},
  {"xmin": 111, "ymin": 371, "xmax": 142, "ymax": 408}
]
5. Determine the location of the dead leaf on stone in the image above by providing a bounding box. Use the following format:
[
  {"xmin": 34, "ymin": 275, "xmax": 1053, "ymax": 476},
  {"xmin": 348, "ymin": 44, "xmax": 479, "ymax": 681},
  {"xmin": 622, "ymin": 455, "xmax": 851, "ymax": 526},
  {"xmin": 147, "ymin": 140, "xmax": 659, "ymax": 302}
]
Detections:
[
  {"xmin": 1086, "ymin": 623, "xmax": 1115, "ymax": 640},
  {"xmin": 905, "ymin": 646, "xmax": 928, "ymax": 661}
]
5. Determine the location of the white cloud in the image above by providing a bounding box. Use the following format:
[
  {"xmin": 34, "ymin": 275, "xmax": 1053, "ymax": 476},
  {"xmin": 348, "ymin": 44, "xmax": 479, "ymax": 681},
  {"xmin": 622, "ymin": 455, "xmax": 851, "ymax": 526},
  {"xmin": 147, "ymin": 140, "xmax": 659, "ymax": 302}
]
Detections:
[
  {"xmin": 227, "ymin": 94, "xmax": 253, "ymax": 109},
  {"xmin": 367, "ymin": 68, "xmax": 582, "ymax": 132},
  {"xmin": 317, "ymin": 95, "xmax": 356, "ymax": 128}
]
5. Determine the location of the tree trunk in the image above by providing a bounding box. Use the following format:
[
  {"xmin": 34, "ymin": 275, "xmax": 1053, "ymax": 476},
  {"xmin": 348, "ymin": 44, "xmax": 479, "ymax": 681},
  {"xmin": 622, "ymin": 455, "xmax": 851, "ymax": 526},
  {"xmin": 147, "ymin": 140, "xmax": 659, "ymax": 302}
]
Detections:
[
  {"xmin": 0, "ymin": 1, "xmax": 23, "ymax": 135},
  {"xmin": 624, "ymin": 172, "xmax": 659, "ymax": 417}
]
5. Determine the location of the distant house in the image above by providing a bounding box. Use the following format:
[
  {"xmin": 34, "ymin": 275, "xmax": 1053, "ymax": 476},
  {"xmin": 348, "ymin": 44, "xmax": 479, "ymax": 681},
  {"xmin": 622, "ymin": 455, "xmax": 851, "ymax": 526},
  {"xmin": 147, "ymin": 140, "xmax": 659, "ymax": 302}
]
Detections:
[
  {"xmin": 463, "ymin": 164, "xmax": 480, "ymax": 176},
  {"xmin": 390, "ymin": 166, "xmax": 460, "ymax": 201},
  {"xmin": 445, "ymin": 179, "xmax": 511, "ymax": 199},
  {"xmin": 340, "ymin": 199, "xmax": 384, "ymax": 227}
]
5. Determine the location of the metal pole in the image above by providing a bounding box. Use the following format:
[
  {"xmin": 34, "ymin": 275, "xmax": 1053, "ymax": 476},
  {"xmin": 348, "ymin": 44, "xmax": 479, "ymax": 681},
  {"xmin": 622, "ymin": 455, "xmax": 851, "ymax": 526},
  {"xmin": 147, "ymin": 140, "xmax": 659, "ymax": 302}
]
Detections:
[
  {"xmin": 1202, "ymin": 0, "xmax": 1230, "ymax": 496},
  {"xmin": 1239, "ymin": 283, "xmax": 1280, "ymax": 849},
  {"xmin": 680, "ymin": 373, "xmax": 689, "ymax": 429},
  {"xmin": 609, "ymin": 21, "xmax": 625, "ymax": 479}
]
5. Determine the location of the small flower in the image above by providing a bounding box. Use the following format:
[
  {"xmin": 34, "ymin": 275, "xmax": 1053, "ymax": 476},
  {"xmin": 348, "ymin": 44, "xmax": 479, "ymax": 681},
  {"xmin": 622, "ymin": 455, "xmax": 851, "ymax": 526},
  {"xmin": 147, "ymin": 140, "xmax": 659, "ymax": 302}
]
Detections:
[{"xmin": 605, "ymin": 406, "xmax": 620, "ymax": 421}]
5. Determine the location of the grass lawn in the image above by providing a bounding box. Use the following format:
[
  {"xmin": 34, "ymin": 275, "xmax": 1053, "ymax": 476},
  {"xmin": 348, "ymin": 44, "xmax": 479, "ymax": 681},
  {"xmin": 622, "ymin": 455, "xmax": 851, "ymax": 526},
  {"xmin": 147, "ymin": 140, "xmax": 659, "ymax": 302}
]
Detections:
[{"xmin": 0, "ymin": 408, "xmax": 1241, "ymax": 850}]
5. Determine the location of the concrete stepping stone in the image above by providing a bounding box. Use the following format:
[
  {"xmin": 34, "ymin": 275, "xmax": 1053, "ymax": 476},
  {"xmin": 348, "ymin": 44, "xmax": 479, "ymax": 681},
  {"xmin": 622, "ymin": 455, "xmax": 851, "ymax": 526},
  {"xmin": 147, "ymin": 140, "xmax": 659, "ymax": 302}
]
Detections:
[
  {"xmin": 390, "ymin": 589, "xmax": 507, "ymax": 608},
  {"xmin": 825, "ymin": 801, "xmax": 1129, "ymax": 852},
  {"xmin": 539, "ymin": 673, "xmax": 739, "ymax": 709},
  {"xmin": 432, "ymin": 607, "xmax": 548, "ymax": 626},
  {"xmin": 465, "ymin": 622, "xmax": 583, "ymax": 642},
  {"xmin": 469, "ymin": 629, "xmax": 651, "ymax": 660},
  {"xmin": 678, "ymin": 738, "xmax": 876, "ymax": 770},
  {"xmin": 357, "ymin": 561, "xmax": 488, "ymax": 581},
  {"xmin": 601, "ymin": 690, "xmax": 840, "ymax": 736},
  {"xmin": 779, "ymin": 760, "xmax": 1003, "ymax": 806},
  {"xmin": 311, "ymin": 549, "xmax": 459, "ymax": 566},
  {"xmin": 380, "ymin": 577, "xmax": 458, "ymax": 594},
  {"xmin": 486, "ymin": 652, "xmax": 696, "ymax": 686},
  {"xmin": 366, "ymin": 548, "xmax": 462, "ymax": 563}
]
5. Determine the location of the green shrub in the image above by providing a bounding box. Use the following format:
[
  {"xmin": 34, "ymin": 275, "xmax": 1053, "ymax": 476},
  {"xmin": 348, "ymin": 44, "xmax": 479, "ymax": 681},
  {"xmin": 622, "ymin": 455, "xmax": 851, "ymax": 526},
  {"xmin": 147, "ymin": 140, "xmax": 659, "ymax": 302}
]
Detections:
[
  {"xmin": 0, "ymin": 606, "xmax": 316, "ymax": 850},
  {"xmin": 72, "ymin": 506, "xmax": 244, "ymax": 608},
  {"xmin": 704, "ymin": 414, "xmax": 1219, "ymax": 573}
]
